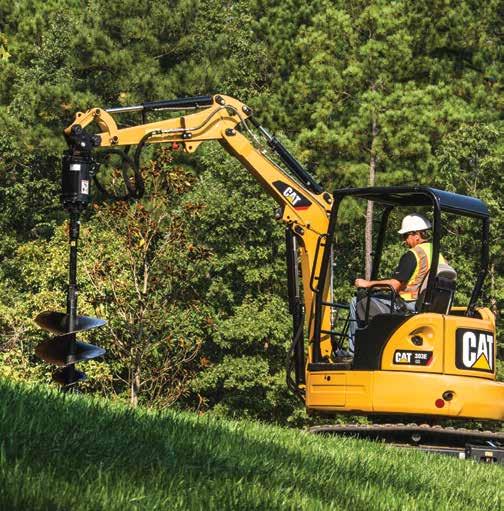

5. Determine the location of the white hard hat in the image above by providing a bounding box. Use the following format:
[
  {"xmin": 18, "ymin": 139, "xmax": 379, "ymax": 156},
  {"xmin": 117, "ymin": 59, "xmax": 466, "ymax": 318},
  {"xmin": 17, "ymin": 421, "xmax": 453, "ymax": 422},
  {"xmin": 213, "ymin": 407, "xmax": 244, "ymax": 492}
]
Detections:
[{"xmin": 397, "ymin": 213, "xmax": 431, "ymax": 234}]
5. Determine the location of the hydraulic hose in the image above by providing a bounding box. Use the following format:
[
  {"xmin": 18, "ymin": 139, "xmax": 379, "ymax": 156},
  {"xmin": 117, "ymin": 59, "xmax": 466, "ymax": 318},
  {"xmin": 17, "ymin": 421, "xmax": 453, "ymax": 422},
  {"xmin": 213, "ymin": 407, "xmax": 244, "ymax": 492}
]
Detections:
[
  {"xmin": 285, "ymin": 309, "xmax": 306, "ymax": 404},
  {"xmin": 94, "ymin": 148, "xmax": 144, "ymax": 201}
]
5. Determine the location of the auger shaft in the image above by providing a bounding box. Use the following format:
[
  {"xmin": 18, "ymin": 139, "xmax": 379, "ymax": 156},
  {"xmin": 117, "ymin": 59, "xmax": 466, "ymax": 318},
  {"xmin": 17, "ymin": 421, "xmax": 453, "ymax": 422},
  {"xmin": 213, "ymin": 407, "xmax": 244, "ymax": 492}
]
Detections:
[{"xmin": 64, "ymin": 211, "xmax": 80, "ymax": 389}]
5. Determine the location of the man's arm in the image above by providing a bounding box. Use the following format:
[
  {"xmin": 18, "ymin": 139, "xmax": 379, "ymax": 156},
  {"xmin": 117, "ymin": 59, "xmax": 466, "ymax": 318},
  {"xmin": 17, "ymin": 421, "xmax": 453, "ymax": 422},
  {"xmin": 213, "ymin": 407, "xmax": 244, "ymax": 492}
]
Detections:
[
  {"xmin": 354, "ymin": 278, "xmax": 403, "ymax": 293},
  {"xmin": 354, "ymin": 251, "xmax": 417, "ymax": 293}
]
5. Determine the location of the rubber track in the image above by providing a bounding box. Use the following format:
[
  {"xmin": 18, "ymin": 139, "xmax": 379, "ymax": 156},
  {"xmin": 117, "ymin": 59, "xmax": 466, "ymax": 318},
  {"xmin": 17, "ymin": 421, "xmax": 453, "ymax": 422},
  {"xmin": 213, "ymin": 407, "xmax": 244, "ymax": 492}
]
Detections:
[{"xmin": 308, "ymin": 423, "xmax": 504, "ymax": 447}]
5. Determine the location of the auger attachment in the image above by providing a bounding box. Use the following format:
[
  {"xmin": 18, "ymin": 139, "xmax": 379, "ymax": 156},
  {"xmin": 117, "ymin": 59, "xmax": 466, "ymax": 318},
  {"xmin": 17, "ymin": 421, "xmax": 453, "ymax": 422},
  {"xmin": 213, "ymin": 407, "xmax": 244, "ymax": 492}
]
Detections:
[{"xmin": 35, "ymin": 126, "xmax": 106, "ymax": 391}]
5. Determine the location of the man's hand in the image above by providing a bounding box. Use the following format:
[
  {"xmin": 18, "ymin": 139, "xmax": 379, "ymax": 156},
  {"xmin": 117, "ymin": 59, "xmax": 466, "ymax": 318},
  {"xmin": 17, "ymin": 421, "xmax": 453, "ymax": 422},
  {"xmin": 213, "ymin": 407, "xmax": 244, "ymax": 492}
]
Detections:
[{"xmin": 354, "ymin": 278, "xmax": 369, "ymax": 288}]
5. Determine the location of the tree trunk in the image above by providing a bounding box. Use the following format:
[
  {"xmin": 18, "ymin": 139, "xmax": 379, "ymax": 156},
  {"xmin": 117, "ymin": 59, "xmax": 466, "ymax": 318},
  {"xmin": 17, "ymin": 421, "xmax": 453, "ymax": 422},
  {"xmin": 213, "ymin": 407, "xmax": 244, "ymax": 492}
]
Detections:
[
  {"xmin": 365, "ymin": 113, "xmax": 378, "ymax": 279},
  {"xmin": 130, "ymin": 324, "xmax": 144, "ymax": 408},
  {"xmin": 130, "ymin": 262, "xmax": 148, "ymax": 408},
  {"xmin": 131, "ymin": 365, "xmax": 140, "ymax": 408}
]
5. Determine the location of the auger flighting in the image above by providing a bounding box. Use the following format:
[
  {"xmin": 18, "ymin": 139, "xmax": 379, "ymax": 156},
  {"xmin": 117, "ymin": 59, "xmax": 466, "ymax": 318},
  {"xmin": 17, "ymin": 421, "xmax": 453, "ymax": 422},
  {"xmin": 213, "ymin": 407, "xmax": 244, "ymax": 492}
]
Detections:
[{"xmin": 35, "ymin": 125, "xmax": 106, "ymax": 391}]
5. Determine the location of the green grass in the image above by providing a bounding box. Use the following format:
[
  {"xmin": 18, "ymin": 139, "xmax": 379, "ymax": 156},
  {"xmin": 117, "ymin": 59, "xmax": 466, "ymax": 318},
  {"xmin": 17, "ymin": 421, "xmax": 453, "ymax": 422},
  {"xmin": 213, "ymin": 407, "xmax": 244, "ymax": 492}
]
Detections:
[{"xmin": 0, "ymin": 379, "xmax": 502, "ymax": 511}]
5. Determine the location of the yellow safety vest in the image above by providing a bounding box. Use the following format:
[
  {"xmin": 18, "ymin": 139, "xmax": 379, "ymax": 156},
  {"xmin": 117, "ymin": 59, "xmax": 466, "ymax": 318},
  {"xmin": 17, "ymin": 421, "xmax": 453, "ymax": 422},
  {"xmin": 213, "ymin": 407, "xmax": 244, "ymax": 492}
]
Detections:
[{"xmin": 400, "ymin": 242, "xmax": 446, "ymax": 301}]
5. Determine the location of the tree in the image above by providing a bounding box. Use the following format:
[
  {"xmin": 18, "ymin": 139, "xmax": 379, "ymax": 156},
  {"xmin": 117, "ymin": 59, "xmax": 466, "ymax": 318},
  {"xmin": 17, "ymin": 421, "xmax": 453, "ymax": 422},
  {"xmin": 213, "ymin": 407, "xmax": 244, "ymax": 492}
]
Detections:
[
  {"xmin": 250, "ymin": 0, "xmax": 503, "ymax": 278},
  {"xmin": 176, "ymin": 143, "xmax": 298, "ymax": 421},
  {"xmin": 83, "ymin": 151, "xmax": 206, "ymax": 406}
]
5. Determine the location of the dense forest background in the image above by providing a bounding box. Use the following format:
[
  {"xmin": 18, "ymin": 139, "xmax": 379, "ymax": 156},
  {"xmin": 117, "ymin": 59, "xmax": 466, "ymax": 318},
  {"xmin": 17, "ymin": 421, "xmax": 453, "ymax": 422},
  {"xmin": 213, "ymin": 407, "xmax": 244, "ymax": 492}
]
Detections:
[{"xmin": 0, "ymin": 0, "xmax": 502, "ymax": 424}]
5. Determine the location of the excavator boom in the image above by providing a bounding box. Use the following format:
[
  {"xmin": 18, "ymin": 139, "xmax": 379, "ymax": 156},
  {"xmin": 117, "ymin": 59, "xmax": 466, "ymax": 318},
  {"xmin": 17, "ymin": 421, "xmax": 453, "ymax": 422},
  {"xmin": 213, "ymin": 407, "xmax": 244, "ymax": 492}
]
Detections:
[{"xmin": 61, "ymin": 94, "xmax": 339, "ymax": 377}]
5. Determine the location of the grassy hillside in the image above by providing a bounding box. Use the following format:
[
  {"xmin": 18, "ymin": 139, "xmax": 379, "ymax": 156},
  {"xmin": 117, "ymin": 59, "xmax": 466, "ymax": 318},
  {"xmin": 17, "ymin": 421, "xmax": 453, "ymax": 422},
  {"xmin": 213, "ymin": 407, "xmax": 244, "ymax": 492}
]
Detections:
[{"xmin": 0, "ymin": 379, "xmax": 502, "ymax": 511}]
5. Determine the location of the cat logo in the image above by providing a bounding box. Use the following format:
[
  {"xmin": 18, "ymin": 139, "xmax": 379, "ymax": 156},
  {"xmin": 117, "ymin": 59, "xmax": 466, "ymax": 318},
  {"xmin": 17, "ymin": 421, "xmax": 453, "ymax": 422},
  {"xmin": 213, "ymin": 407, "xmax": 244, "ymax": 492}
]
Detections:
[
  {"xmin": 283, "ymin": 186, "xmax": 303, "ymax": 206},
  {"xmin": 393, "ymin": 350, "xmax": 433, "ymax": 366},
  {"xmin": 456, "ymin": 329, "xmax": 494, "ymax": 373},
  {"xmin": 395, "ymin": 352, "xmax": 412, "ymax": 364},
  {"xmin": 273, "ymin": 181, "xmax": 312, "ymax": 210}
]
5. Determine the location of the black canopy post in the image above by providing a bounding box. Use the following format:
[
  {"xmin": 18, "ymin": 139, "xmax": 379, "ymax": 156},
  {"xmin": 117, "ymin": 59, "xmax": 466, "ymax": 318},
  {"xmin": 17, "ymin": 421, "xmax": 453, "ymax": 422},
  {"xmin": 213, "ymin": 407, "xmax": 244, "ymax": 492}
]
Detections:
[
  {"xmin": 467, "ymin": 216, "xmax": 490, "ymax": 316},
  {"xmin": 371, "ymin": 206, "xmax": 393, "ymax": 281}
]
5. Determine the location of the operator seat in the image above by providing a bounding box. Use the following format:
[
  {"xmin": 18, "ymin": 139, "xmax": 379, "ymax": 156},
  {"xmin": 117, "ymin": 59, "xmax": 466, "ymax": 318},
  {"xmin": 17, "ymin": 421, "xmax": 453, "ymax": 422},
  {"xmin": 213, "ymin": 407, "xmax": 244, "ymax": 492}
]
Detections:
[
  {"xmin": 415, "ymin": 262, "xmax": 457, "ymax": 315},
  {"xmin": 352, "ymin": 263, "xmax": 457, "ymax": 370}
]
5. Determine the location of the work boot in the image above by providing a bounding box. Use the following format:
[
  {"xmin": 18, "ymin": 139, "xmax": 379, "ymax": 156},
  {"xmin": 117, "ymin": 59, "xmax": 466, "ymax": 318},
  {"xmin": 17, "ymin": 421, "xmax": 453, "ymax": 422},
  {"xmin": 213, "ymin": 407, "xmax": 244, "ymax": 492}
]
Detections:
[{"xmin": 333, "ymin": 348, "xmax": 353, "ymax": 363}]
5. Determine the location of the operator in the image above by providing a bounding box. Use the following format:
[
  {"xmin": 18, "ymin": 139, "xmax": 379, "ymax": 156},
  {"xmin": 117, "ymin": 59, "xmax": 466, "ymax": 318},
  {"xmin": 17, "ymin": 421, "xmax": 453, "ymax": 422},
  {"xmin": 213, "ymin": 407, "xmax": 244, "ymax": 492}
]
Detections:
[{"xmin": 348, "ymin": 213, "xmax": 442, "ymax": 353}]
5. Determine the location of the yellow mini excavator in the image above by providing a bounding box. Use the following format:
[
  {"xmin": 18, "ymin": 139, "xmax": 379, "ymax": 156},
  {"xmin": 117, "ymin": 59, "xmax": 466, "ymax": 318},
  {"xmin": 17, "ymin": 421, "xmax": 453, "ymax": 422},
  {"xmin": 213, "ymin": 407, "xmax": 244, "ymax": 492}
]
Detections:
[{"xmin": 35, "ymin": 94, "xmax": 504, "ymax": 461}]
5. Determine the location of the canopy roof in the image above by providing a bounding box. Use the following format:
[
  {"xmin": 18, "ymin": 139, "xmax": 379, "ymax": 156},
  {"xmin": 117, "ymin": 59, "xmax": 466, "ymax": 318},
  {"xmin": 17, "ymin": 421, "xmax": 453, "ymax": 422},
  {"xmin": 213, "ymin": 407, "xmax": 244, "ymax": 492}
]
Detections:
[{"xmin": 333, "ymin": 186, "xmax": 489, "ymax": 219}]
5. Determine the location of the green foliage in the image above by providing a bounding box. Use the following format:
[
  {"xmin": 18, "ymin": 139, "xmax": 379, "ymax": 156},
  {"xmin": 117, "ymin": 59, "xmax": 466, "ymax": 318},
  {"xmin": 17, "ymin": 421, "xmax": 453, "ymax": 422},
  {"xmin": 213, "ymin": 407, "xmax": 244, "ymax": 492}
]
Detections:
[
  {"xmin": 0, "ymin": 0, "xmax": 503, "ymax": 423},
  {"xmin": 174, "ymin": 144, "xmax": 297, "ymax": 420}
]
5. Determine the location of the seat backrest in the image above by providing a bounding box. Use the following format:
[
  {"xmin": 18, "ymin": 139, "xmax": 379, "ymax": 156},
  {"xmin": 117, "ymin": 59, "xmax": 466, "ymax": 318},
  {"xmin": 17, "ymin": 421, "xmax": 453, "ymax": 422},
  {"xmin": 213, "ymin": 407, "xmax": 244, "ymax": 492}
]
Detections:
[{"xmin": 416, "ymin": 262, "xmax": 457, "ymax": 314}]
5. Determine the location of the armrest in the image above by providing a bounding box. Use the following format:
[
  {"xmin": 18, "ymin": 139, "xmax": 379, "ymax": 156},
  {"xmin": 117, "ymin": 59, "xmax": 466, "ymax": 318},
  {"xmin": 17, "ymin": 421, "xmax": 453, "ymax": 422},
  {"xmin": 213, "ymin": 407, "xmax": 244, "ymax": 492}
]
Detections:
[{"xmin": 363, "ymin": 284, "xmax": 398, "ymax": 323}]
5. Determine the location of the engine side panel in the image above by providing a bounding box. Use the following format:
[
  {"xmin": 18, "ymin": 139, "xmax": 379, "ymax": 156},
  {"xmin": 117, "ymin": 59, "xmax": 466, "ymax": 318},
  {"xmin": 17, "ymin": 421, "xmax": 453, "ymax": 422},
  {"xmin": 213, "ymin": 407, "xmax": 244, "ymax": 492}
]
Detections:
[{"xmin": 380, "ymin": 313, "xmax": 444, "ymax": 373}]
